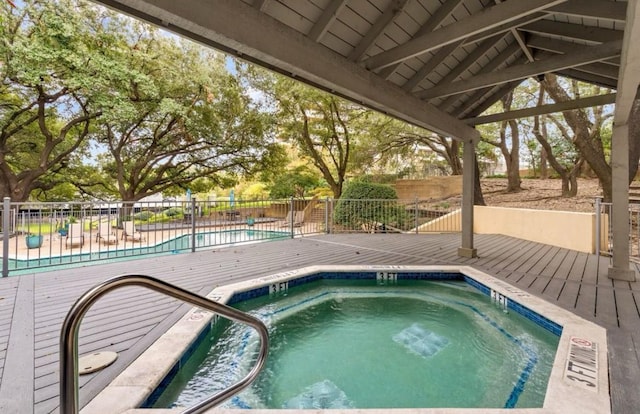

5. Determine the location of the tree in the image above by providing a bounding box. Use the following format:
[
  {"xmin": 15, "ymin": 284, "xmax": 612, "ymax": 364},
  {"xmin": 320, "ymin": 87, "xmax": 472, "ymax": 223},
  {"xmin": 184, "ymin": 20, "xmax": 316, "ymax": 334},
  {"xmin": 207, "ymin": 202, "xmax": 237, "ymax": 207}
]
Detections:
[
  {"xmin": 83, "ymin": 27, "xmax": 282, "ymax": 203},
  {"xmin": 480, "ymin": 92, "xmax": 522, "ymax": 192},
  {"xmin": 539, "ymin": 74, "xmax": 630, "ymax": 201},
  {"xmin": 532, "ymin": 85, "xmax": 586, "ymax": 197},
  {"xmin": 269, "ymin": 165, "xmax": 321, "ymax": 199},
  {"xmin": 0, "ymin": 0, "xmax": 132, "ymax": 201},
  {"xmin": 270, "ymin": 80, "xmax": 361, "ymax": 198},
  {"xmin": 372, "ymin": 119, "xmax": 463, "ymax": 176}
]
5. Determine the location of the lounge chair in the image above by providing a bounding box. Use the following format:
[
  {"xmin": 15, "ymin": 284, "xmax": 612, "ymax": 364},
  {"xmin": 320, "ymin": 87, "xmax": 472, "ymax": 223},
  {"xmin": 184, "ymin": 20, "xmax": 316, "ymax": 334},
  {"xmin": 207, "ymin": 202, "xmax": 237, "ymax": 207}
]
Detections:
[
  {"xmin": 96, "ymin": 222, "xmax": 118, "ymax": 245},
  {"xmin": 65, "ymin": 223, "xmax": 85, "ymax": 248},
  {"xmin": 278, "ymin": 210, "xmax": 305, "ymax": 228},
  {"xmin": 122, "ymin": 221, "xmax": 145, "ymax": 242}
]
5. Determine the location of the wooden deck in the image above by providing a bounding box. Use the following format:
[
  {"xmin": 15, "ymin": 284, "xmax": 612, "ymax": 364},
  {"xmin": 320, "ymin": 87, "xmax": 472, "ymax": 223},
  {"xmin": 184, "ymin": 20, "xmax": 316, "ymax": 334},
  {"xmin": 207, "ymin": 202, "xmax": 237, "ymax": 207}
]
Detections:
[{"xmin": 0, "ymin": 233, "xmax": 638, "ymax": 413}]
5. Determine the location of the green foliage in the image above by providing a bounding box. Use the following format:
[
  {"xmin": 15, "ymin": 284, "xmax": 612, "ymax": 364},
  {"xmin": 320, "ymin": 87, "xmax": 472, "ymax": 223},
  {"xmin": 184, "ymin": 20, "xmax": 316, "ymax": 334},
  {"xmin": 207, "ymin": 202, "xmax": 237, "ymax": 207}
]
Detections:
[
  {"xmin": 162, "ymin": 207, "xmax": 183, "ymax": 217},
  {"xmin": 242, "ymin": 183, "xmax": 269, "ymax": 200},
  {"xmin": 133, "ymin": 211, "xmax": 154, "ymax": 221},
  {"xmin": 269, "ymin": 166, "xmax": 321, "ymax": 198},
  {"xmin": 333, "ymin": 182, "xmax": 406, "ymax": 229}
]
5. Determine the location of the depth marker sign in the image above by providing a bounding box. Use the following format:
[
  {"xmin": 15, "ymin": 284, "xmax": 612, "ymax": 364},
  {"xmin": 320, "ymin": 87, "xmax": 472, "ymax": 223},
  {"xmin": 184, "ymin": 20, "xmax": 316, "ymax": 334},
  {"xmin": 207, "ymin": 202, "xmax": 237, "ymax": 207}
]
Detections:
[{"xmin": 564, "ymin": 336, "xmax": 598, "ymax": 391}]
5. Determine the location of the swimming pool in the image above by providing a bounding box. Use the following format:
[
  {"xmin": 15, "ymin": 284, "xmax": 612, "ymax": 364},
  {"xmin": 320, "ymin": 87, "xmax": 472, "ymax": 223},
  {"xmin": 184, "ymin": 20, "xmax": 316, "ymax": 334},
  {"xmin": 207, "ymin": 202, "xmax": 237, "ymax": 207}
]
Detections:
[
  {"xmin": 8, "ymin": 229, "xmax": 288, "ymax": 274},
  {"xmin": 85, "ymin": 265, "xmax": 611, "ymax": 414},
  {"xmin": 149, "ymin": 279, "xmax": 560, "ymax": 409}
]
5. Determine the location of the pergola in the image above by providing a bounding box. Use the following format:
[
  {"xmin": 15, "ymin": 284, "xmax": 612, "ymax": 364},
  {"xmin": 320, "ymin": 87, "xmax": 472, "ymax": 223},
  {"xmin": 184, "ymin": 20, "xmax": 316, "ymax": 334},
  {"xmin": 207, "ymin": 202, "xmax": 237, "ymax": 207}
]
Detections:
[{"xmin": 95, "ymin": 0, "xmax": 640, "ymax": 280}]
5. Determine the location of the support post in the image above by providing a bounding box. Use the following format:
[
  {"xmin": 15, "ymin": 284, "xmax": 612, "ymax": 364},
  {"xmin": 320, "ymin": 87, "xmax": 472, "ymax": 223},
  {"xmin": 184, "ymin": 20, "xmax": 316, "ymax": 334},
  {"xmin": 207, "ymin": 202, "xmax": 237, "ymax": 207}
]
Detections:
[
  {"xmin": 458, "ymin": 140, "xmax": 477, "ymax": 258},
  {"xmin": 2, "ymin": 197, "xmax": 10, "ymax": 278},
  {"xmin": 608, "ymin": 123, "xmax": 635, "ymax": 280}
]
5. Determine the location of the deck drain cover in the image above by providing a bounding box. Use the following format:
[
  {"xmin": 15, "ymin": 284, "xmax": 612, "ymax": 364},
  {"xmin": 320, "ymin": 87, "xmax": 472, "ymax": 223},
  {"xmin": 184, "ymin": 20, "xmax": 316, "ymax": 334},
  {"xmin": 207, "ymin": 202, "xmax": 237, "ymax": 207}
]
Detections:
[{"xmin": 78, "ymin": 351, "xmax": 118, "ymax": 375}]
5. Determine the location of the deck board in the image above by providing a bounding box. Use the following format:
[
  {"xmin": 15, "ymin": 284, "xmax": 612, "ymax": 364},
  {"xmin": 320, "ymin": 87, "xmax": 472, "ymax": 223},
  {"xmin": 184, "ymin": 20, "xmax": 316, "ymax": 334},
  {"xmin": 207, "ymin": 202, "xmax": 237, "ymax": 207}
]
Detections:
[{"xmin": 0, "ymin": 234, "xmax": 638, "ymax": 413}]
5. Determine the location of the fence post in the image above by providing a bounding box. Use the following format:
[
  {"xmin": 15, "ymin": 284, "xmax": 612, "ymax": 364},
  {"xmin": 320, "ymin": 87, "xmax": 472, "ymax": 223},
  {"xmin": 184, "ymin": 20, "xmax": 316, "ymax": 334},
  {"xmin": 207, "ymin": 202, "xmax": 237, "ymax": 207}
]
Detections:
[
  {"xmin": 2, "ymin": 197, "xmax": 9, "ymax": 277},
  {"xmin": 191, "ymin": 198, "xmax": 197, "ymax": 253},
  {"xmin": 290, "ymin": 196, "xmax": 295, "ymax": 238},
  {"xmin": 414, "ymin": 197, "xmax": 419, "ymax": 234},
  {"xmin": 595, "ymin": 197, "xmax": 601, "ymax": 257},
  {"xmin": 324, "ymin": 197, "xmax": 329, "ymax": 234}
]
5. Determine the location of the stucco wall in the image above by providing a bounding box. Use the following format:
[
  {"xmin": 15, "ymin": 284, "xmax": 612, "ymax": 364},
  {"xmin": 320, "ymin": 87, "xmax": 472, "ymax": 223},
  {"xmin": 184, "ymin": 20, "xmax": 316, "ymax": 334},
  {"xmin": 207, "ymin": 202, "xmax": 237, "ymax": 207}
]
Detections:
[{"xmin": 416, "ymin": 206, "xmax": 608, "ymax": 254}]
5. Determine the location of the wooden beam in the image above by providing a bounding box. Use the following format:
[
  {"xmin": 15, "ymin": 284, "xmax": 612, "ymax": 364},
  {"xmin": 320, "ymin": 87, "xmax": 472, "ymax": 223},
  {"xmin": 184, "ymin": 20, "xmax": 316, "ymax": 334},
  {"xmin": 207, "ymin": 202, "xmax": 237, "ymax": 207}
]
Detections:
[
  {"xmin": 558, "ymin": 69, "xmax": 619, "ymax": 89},
  {"xmin": 614, "ymin": 0, "xmax": 640, "ymax": 125},
  {"xmin": 549, "ymin": 0, "xmax": 627, "ymax": 23},
  {"xmin": 363, "ymin": 0, "xmax": 566, "ymax": 70},
  {"xmin": 442, "ymin": 35, "xmax": 508, "ymax": 85},
  {"xmin": 308, "ymin": 0, "xmax": 347, "ymax": 42},
  {"xmin": 253, "ymin": 0, "xmax": 270, "ymax": 12},
  {"xmin": 349, "ymin": 0, "xmax": 409, "ymax": 62},
  {"xmin": 418, "ymin": 40, "xmax": 622, "ymax": 99},
  {"xmin": 527, "ymin": 35, "xmax": 621, "ymax": 66},
  {"xmin": 95, "ymin": 0, "xmax": 480, "ymax": 142},
  {"xmin": 494, "ymin": 0, "xmax": 534, "ymax": 62},
  {"xmin": 521, "ymin": 20, "xmax": 623, "ymax": 44},
  {"xmin": 454, "ymin": 81, "xmax": 521, "ymax": 119},
  {"xmin": 402, "ymin": 41, "xmax": 461, "ymax": 92},
  {"xmin": 464, "ymin": 93, "xmax": 617, "ymax": 125},
  {"xmin": 379, "ymin": 0, "xmax": 465, "ymax": 79}
]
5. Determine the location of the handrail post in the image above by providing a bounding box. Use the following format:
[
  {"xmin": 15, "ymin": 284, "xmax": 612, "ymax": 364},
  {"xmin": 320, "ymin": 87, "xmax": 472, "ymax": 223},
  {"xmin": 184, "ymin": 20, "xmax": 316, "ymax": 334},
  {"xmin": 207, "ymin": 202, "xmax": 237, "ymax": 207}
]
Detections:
[
  {"xmin": 191, "ymin": 198, "xmax": 197, "ymax": 253},
  {"xmin": 595, "ymin": 197, "xmax": 601, "ymax": 256},
  {"xmin": 2, "ymin": 197, "xmax": 10, "ymax": 277}
]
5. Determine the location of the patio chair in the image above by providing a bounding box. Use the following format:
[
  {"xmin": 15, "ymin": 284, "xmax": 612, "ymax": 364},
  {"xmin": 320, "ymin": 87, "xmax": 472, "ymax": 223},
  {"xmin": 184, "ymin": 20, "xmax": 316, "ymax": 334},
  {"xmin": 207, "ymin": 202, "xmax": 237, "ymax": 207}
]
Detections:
[
  {"xmin": 278, "ymin": 210, "xmax": 305, "ymax": 227},
  {"xmin": 122, "ymin": 221, "xmax": 145, "ymax": 242},
  {"xmin": 96, "ymin": 222, "xmax": 118, "ymax": 245},
  {"xmin": 65, "ymin": 223, "xmax": 85, "ymax": 248}
]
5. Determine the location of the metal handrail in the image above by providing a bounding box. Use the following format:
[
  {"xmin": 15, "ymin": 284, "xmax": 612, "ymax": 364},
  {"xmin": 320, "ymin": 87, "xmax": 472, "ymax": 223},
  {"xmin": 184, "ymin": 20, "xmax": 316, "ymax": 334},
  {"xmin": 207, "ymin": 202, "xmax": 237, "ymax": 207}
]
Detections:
[{"xmin": 59, "ymin": 274, "xmax": 269, "ymax": 414}]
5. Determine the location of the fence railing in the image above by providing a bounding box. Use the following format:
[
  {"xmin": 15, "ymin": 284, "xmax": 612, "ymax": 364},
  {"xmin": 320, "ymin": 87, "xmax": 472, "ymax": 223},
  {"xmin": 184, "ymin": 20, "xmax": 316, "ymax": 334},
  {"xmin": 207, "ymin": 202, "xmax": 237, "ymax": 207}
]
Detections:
[
  {"xmin": 595, "ymin": 197, "xmax": 640, "ymax": 260},
  {"xmin": 0, "ymin": 196, "xmax": 461, "ymax": 277}
]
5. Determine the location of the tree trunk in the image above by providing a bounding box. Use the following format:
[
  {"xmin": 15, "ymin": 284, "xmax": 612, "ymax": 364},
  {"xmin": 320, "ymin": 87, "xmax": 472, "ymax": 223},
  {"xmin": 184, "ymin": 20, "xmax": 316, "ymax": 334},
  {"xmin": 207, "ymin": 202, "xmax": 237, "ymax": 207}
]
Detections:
[
  {"xmin": 540, "ymin": 130, "xmax": 549, "ymax": 179},
  {"xmin": 541, "ymin": 75, "xmax": 612, "ymax": 200},
  {"xmin": 448, "ymin": 140, "xmax": 463, "ymax": 175}
]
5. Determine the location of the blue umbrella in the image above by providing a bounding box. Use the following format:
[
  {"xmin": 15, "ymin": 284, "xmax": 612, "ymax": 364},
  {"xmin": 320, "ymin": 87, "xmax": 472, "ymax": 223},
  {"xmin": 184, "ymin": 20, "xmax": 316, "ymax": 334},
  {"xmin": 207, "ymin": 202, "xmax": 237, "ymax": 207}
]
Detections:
[{"xmin": 229, "ymin": 189, "xmax": 235, "ymax": 208}]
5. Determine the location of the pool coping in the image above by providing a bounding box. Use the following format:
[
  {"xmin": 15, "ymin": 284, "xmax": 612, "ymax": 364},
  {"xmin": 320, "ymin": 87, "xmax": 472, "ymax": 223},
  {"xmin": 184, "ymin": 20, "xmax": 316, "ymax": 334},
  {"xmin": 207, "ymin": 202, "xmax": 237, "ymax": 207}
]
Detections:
[{"xmin": 81, "ymin": 265, "xmax": 610, "ymax": 414}]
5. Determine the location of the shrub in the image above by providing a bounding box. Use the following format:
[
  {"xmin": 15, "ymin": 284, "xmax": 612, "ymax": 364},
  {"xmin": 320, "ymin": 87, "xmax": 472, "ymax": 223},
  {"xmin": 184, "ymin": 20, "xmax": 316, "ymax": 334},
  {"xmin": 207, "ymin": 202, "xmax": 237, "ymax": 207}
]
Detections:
[
  {"xmin": 163, "ymin": 207, "xmax": 183, "ymax": 217},
  {"xmin": 334, "ymin": 182, "xmax": 406, "ymax": 230},
  {"xmin": 133, "ymin": 211, "xmax": 154, "ymax": 221}
]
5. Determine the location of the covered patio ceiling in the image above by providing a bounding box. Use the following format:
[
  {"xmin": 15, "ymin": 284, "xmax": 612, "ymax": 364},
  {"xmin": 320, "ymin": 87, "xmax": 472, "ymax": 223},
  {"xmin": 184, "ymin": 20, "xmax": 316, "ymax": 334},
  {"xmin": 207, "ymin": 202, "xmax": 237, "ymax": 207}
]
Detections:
[
  {"xmin": 95, "ymin": 0, "xmax": 638, "ymax": 143},
  {"xmin": 93, "ymin": 0, "xmax": 640, "ymax": 279}
]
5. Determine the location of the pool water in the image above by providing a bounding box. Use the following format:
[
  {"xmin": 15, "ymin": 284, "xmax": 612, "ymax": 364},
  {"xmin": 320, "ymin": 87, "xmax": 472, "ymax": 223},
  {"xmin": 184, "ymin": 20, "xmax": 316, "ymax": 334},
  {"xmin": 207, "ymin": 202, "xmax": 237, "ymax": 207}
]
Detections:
[
  {"xmin": 151, "ymin": 280, "xmax": 560, "ymax": 409},
  {"xmin": 8, "ymin": 230, "xmax": 288, "ymax": 274}
]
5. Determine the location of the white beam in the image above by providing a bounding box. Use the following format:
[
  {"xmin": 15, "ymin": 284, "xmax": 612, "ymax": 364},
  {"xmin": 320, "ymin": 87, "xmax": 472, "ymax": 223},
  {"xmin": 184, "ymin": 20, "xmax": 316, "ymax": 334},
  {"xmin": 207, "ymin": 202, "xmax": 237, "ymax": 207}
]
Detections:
[
  {"xmin": 95, "ymin": 0, "xmax": 480, "ymax": 142},
  {"xmin": 465, "ymin": 93, "xmax": 617, "ymax": 125},
  {"xmin": 362, "ymin": 0, "xmax": 567, "ymax": 70},
  {"xmin": 418, "ymin": 40, "xmax": 622, "ymax": 99}
]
